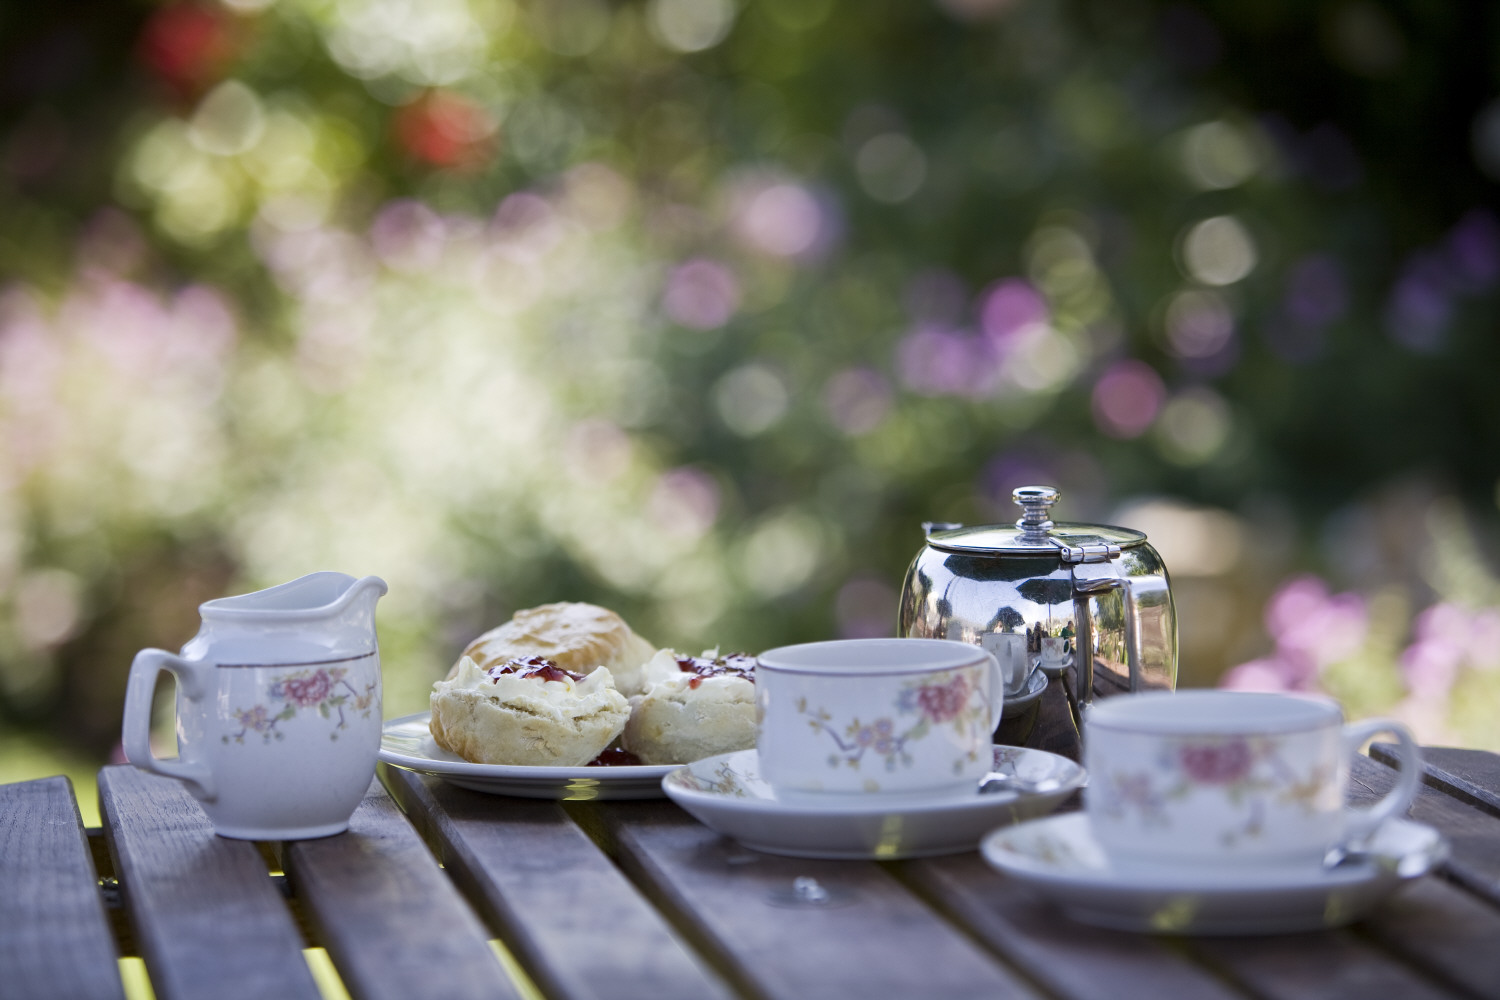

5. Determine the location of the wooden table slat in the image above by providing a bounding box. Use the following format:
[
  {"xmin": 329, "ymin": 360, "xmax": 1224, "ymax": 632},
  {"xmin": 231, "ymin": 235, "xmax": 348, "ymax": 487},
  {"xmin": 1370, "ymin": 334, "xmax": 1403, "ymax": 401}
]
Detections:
[
  {"xmin": 597, "ymin": 800, "xmax": 1042, "ymax": 1000},
  {"xmin": 1356, "ymin": 876, "xmax": 1500, "ymax": 1000},
  {"xmin": 0, "ymin": 776, "xmax": 126, "ymax": 1000},
  {"xmin": 380, "ymin": 764, "xmax": 733, "ymax": 1000},
  {"xmin": 896, "ymin": 852, "xmax": 1247, "ymax": 1000},
  {"xmin": 1372, "ymin": 744, "xmax": 1500, "ymax": 821},
  {"xmin": 1351, "ymin": 753, "xmax": 1500, "ymax": 908},
  {"xmin": 97, "ymin": 765, "xmax": 322, "ymax": 1000},
  {"xmin": 282, "ymin": 777, "xmax": 519, "ymax": 1000},
  {"xmin": 1189, "ymin": 928, "xmax": 1463, "ymax": 1000}
]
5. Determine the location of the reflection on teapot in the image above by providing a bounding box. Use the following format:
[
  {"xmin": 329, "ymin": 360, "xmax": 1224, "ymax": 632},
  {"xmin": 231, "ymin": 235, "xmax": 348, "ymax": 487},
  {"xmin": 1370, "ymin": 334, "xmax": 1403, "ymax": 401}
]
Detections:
[{"xmin": 899, "ymin": 486, "xmax": 1177, "ymax": 733}]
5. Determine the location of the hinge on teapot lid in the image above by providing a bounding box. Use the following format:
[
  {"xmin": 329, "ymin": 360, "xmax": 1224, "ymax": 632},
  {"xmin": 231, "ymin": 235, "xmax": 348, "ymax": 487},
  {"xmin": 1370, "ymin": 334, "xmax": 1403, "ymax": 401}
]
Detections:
[
  {"xmin": 1050, "ymin": 539, "xmax": 1122, "ymax": 564},
  {"xmin": 1013, "ymin": 486, "xmax": 1122, "ymax": 563}
]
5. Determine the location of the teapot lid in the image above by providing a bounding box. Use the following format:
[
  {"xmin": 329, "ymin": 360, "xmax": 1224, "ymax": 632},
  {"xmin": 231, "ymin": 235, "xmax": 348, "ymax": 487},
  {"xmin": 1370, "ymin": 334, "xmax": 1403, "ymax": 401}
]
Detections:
[{"xmin": 923, "ymin": 486, "xmax": 1147, "ymax": 556}]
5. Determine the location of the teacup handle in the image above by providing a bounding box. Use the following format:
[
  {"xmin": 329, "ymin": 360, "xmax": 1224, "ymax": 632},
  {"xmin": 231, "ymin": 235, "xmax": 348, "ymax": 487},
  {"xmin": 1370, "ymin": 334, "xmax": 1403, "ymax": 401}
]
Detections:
[
  {"xmin": 980, "ymin": 650, "xmax": 1005, "ymax": 727},
  {"xmin": 122, "ymin": 649, "xmax": 217, "ymax": 802},
  {"xmin": 1341, "ymin": 717, "xmax": 1421, "ymax": 842}
]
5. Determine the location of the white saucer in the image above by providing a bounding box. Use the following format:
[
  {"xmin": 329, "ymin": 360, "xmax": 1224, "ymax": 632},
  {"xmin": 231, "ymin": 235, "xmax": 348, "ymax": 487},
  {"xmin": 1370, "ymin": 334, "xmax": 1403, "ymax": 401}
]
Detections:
[
  {"xmin": 981, "ymin": 812, "xmax": 1448, "ymax": 935},
  {"xmin": 662, "ymin": 746, "xmax": 1085, "ymax": 860},
  {"xmin": 378, "ymin": 712, "xmax": 673, "ymax": 800},
  {"xmin": 1001, "ymin": 668, "xmax": 1048, "ymax": 718}
]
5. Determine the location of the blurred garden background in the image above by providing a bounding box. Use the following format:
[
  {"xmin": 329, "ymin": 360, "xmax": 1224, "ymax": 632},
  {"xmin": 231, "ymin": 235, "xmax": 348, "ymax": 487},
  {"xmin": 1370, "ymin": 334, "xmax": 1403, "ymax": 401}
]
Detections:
[{"xmin": 3, "ymin": 0, "xmax": 1500, "ymax": 812}]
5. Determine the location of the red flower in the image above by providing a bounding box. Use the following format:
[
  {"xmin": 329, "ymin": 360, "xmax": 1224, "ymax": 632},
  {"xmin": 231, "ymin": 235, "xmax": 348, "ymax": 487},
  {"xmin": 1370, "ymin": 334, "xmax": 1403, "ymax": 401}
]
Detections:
[
  {"xmin": 915, "ymin": 676, "xmax": 970, "ymax": 724},
  {"xmin": 137, "ymin": 3, "xmax": 240, "ymax": 99},
  {"xmin": 392, "ymin": 91, "xmax": 496, "ymax": 171},
  {"xmin": 1178, "ymin": 740, "xmax": 1253, "ymax": 784},
  {"xmin": 280, "ymin": 669, "xmax": 333, "ymax": 708}
]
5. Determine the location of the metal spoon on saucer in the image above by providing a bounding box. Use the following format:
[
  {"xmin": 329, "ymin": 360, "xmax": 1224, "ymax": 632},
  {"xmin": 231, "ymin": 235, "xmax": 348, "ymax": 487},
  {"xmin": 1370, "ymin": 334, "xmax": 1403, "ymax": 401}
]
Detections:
[{"xmin": 978, "ymin": 772, "xmax": 1066, "ymax": 796}]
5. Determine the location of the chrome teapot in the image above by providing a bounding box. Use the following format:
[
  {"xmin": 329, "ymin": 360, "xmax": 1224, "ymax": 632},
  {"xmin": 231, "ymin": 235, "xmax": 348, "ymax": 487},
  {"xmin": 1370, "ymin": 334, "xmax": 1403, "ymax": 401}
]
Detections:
[{"xmin": 898, "ymin": 486, "xmax": 1177, "ymax": 727}]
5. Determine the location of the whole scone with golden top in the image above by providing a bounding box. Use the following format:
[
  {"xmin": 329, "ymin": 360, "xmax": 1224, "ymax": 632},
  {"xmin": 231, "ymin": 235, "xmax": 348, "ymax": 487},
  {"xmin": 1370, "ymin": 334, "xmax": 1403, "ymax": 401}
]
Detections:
[
  {"xmin": 447, "ymin": 602, "xmax": 658, "ymax": 696},
  {"xmin": 621, "ymin": 649, "xmax": 757, "ymax": 765},
  {"xmin": 430, "ymin": 654, "xmax": 630, "ymax": 766}
]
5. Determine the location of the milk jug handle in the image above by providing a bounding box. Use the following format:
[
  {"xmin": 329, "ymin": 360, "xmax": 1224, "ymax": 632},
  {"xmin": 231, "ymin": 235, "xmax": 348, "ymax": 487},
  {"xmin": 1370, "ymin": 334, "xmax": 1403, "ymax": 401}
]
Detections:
[{"xmin": 122, "ymin": 649, "xmax": 216, "ymax": 802}]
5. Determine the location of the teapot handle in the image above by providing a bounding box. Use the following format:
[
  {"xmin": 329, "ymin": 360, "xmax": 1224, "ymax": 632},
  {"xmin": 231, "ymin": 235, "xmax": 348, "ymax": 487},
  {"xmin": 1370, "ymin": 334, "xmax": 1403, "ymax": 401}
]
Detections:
[
  {"xmin": 1068, "ymin": 561, "xmax": 1139, "ymax": 726},
  {"xmin": 122, "ymin": 649, "xmax": 217, "ymax": 801}
]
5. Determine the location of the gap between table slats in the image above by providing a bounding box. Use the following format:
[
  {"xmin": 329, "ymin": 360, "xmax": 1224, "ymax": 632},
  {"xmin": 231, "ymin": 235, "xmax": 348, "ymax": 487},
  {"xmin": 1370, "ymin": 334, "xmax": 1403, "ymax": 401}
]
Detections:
[
  {"xmin": 97, "ymin": 765, "xmax": 322, "ymax": 1000},
  {"xmin": 280, "ymin": 776, "xmax": 521, "ymax": 1000},
  {"xmin": 379, "ymin": 762, "xmax": 735, "ymax": 1000},
  {"xmin": 589, "ymin": 798, "xmax": 1044, "ymax": 1000}
]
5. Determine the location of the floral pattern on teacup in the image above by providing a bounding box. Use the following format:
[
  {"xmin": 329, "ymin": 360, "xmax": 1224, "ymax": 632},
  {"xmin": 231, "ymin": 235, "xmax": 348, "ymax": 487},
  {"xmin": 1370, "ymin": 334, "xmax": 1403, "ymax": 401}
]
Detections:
[
  {"xmin": 226, "ymin": 666, "xmax": 379, "ymax": 744},
  {"xmin": 1094, "ymin": 736, "xmax": 1333, "ymax": 848},
  {"xmin": 798, "ymin": 668, "xmax": 989, "ymax": 777}
]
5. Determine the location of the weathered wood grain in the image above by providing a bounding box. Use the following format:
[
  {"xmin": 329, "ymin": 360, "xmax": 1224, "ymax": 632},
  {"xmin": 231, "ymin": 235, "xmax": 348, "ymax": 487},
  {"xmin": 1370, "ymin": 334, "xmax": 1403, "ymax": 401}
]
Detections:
[
  {"xmin": 595, "ymin": 799, "xmax": 1041, "ymax": 1000},
  {"xmin": 282, "ymin": 777, "xmax": 518, "ymax": 1000},
  {"xmin": 98, "ymin": 765, "xmax": 322, "ymax": 1000},
  {"xmin": 381, "ymin": 765, "xmax": 732, "ymax": 1000},
  {"xmin": 1372, "ymin": 744, "xmax": 1500, "ymax": 821},
  {"xmin": 1358, "ymin": 875, "xmax": 1500, "ymax": 1000},
  {"xmin": 896, "ymin": 851, "xmax": 1244, "ymax": 1000},
  {"xmin": 0, "ymin": 777, "xmax": 125, "ymax": 1000},
  {"xmin": 1351, "ymin": 753, "xmax": 1500, "ymax": 906},
  {"xmin": 1188, "ymin": 929, "xmax": 1461, "ymax": 1000}
]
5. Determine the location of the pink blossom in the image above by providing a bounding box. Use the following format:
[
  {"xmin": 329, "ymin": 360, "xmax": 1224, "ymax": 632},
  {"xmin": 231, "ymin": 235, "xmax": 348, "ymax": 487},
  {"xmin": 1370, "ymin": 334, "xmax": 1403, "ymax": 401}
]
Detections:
[
  {"xmin": 1219, "ymin": 657, "xmax": 1304, "ymax": 692},
  {"xmin": 279, "ymin": 670, "xmax": 333, "ymax": 707},
  {"xmin": 1178, "ymin": 739, "xmax": 1253, "ymax": 784},
  {"xmin": 916, "ymin": 676, "xmax": 970, "ymax": 724}
]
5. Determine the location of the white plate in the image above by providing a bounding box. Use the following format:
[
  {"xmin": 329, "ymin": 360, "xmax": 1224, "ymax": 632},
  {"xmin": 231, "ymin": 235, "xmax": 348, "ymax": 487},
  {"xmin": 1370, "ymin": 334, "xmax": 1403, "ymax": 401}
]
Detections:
[
  {"xmin": 1001, "ymin": 668, "xmax": 1048, "ymax": 718},
  {"xmin": 662, "ymin": 746, "xmax": 1085, "ymax": 860},
  {"xmin": 378, "ymin": 712, "xmax": 674, "ymax": 800},
  {"xmin": 981, "ymin": 812, "xmax": 1447, "ymax": 935}
]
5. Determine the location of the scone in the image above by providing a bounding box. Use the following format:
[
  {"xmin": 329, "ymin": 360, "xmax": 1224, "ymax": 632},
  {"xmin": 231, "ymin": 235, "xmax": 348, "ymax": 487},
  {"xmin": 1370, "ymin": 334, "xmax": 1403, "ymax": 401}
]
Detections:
[
  {"xmin": 430, "ymin": 655, "xmax": 630, "ymax": 766},
  {"xmin": 448, "ymin": 602, "xmax": 658, "ymax": 696},
  {"xmin": 621, "ymin": 649, "xmax": 757, "ymax": 765}
]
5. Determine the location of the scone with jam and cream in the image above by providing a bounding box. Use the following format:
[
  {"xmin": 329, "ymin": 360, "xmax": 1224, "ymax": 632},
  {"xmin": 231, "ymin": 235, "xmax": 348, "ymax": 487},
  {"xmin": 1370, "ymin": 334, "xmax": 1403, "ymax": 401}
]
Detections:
[
  {"xmin": 430, "ymin": 654, "xmax": 630, "ymax": 766},
  {"xmin": 446, "ymin": 602, "xmax": 658, "ymax": 697},
  {"xmin": 620, "ymin": 649, "xmax": 757, "ymax": 765}
]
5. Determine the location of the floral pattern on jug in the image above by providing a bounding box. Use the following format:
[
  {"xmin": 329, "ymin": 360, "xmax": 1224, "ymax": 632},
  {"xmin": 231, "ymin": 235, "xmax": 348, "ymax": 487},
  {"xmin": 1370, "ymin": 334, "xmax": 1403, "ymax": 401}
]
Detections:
[
  {"xmin": 798, "ymin": 669, "xmax": 989, "ymax": 776},
  {"xmin": 227, "ymin": 662, "xmax": 380, "ymax": 745},
  {"xmin": 1094, "ymin": 735, "xmax": 1334, "ymax": 848}
]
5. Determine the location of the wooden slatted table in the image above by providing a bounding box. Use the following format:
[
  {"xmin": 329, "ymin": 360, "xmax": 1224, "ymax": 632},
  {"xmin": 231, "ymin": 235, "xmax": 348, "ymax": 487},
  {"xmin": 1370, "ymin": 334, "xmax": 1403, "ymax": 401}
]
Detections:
[{"xmin": 4, "ymin": 743, "xmax": 1500, "ymax": 1000}]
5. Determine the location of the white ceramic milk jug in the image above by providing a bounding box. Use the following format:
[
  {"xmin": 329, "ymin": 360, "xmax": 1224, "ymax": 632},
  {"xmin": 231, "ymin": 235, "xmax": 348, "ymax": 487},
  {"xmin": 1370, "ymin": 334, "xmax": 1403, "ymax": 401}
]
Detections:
[{"xmin": 122, "ymin": 572, "xmax": 388, "ymax": 839}]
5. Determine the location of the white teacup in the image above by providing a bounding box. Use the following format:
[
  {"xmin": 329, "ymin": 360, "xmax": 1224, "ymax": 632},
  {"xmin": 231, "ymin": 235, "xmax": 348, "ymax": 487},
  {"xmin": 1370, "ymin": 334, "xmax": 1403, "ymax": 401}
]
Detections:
[
  {"xmin": 755, "ymin": 638, "xmax": 1004, "ymax": 797},
  {"xmin": 1039, "ymin": 635, "xmax": 1071, "ymax": 672},
  {"xmin": 980, "ymin": 631, "xmax": 1035, "ymax": 697},
  {"xmin": 1085, "ymin": 690, "xmax": 1422, "ymax": 870}
]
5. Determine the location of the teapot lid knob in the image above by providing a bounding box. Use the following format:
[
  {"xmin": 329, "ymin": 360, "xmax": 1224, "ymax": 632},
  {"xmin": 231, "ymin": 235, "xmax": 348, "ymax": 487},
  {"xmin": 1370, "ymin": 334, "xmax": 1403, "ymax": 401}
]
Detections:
[{"xmin": 1012, "ymin": 485, "xmax": 1059, "ymax": 538}]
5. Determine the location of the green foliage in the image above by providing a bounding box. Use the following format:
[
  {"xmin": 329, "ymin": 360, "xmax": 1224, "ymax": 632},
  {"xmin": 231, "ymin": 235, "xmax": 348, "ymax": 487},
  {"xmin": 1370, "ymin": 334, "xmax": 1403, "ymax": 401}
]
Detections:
[{"xmin": 0, "ymin": 0, "xmax": 1498, "ymax": 763}]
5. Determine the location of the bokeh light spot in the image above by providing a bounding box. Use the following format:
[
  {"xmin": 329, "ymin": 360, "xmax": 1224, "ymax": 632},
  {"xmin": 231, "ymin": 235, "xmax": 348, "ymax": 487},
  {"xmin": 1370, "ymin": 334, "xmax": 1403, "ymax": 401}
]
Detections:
[
  {"xmin": 741, "ymin": 510, "xmax": 822, "ymax": 597},
  {"xmin": 823, "ymin": 368, "xmax": 891, "ymax": 436},
  {"xmin": 856, "ymin": 133, "xmax": 926, "ymax": 203},
  {"xmin": 1154, "ymin": 387, "xmax": 1232, "ymax": 465},
  {"xmin": 663, "ymin": 259, "xmax": 740, "ymax": 329},
  {"xmin": 649, "ymin": 0, "xmax": 737, "ymax": 53},
  {"xmin": 714, "ymin": 363, "xmax": 789, "ymax": 436},
  {"xmin": 1177, "ymin": 120, "xmax": 1260, "ymax": 190},
  {"xmin": 736, "ymin": 182, "xmax": 824, "ymax": 257},
  {"xmin": 189, "ymin": 80, "xmax": 266, "ymax": 156},
  {"xmin": 980, "ymin": 278, "xmax": 1048, "ymax": 343},
  {"xmin": 649, "ymin": 467, "xmax": 721, "ymax": 539},
  {"xmin": 1163, "ymin": 289, "xmax": 1234, "ymax": 358},
  {"xmin": 1180, "ymin": 215, "xmax": 1256, "ymax": 286},
  {"xmin": 1092, "ymin": 360, "xmax": 1164, "ymax": 438}
]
